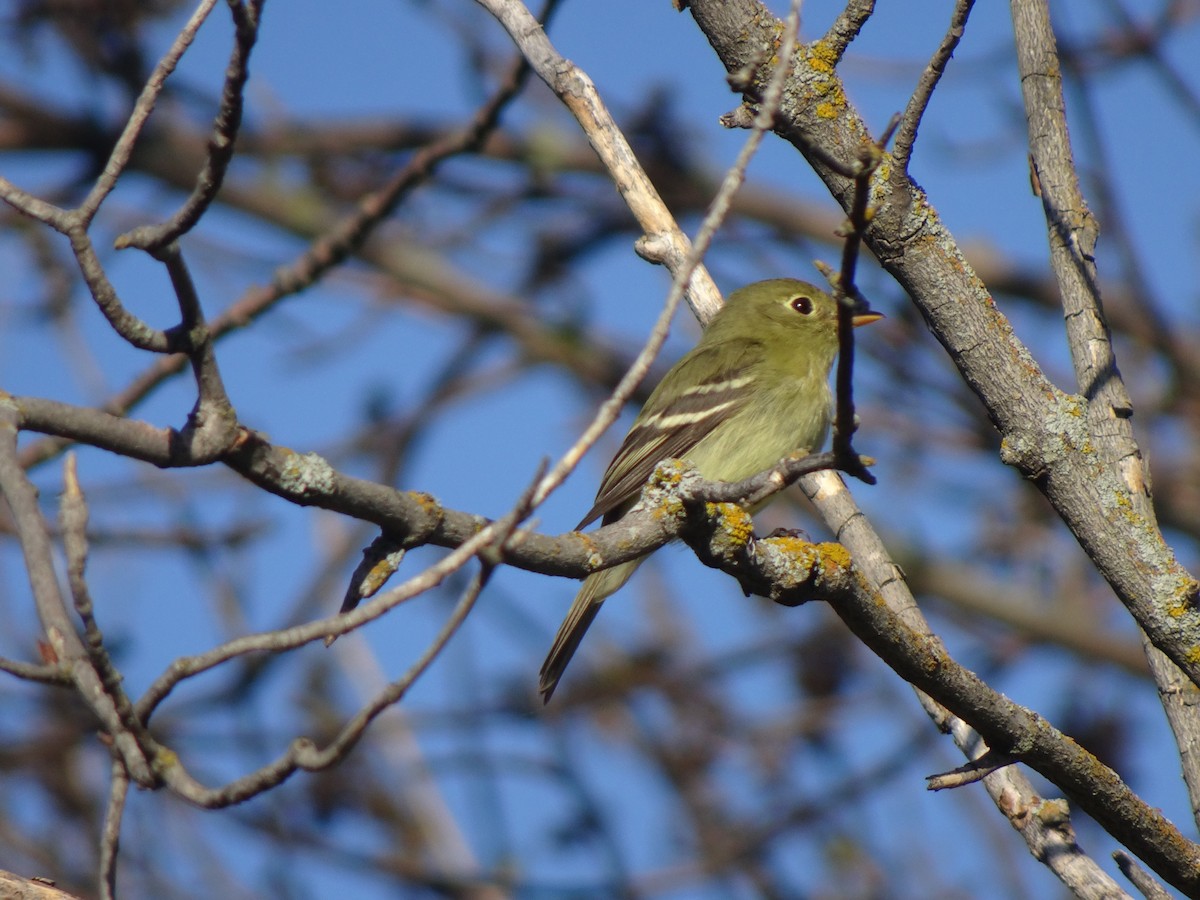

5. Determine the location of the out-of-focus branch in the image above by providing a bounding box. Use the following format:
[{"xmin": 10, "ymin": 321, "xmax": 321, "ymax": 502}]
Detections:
[
  {"xmin": 0, "ymin": 398, "xmax": 155, "ymax": 788},
  {"xmin": 116, "ymin": 0, "xmax": 263, "ymax": 251},
  {"xmin": 903, "ymin": 556, "xmax": 1149, "ymax": 677},
  {"xmin": 133, "ymin": 466, "xmax": 540, "ymax": 819},
  {"xmin": 0, "ymin": 870, "xmax": 83, "ymax": 900},
  {"xmin": 75, "ymin": 0, "xmax": 220, "ymax": 223},
  {"xmin": 99, "ymin": 761, "xmax": 128, "ymax": 900}
]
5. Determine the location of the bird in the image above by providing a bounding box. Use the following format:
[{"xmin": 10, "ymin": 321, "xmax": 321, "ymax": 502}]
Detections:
[{"xmin": 538, "ymin": 278, "xmax": 882, "ymax": 702}]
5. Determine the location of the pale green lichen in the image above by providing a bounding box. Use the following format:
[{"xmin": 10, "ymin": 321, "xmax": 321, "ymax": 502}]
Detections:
[
  {"xmin": 1042, "ymin": 394, "xmax": 1092, "ymax": 463},
  {"xmin": 1158, "ymin": 570, "xmax": 1200, "ymax": 619},
  {"xmin": 756, "ymin": 538, "xmax": 817, "ymax": 599},
  {"xmin": 278, "ymin": 450, "xmax": 336, "ymax": 498},
  {"xmin": 642, "ymin": 459, "xmax": 693, "ymax": 523}
]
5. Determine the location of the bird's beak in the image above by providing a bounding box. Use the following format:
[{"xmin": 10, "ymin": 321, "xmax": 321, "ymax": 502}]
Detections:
[{"xmin": 851, "ymin": 310, "xmax": 885, "ymax": 328}]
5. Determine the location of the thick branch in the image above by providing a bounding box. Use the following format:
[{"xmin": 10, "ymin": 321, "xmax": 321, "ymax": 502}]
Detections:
[
  {"xmin": 677, "ymin": 483, "xmax": 1198, "ymax": 896},
  {"xmin": 1010, "ymin": 0, "xmax": 1200, "ymax": 829},
  {"xmin": 10, "ymin": 394, "xmax": 842, "ymax": 585}
]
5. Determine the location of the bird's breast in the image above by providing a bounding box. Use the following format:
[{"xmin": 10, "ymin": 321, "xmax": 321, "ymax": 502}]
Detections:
[{"xmin": 686, "ymin": 376, "xmax": 832, "ymax": 483}]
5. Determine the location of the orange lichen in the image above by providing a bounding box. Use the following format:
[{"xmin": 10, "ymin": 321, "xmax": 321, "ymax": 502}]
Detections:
[
  {"xmin": 413, "ymin": 491, "xmax": 441, "ymax": 514},
  {"xmin": 707, "ymin": 502, "xmax": 756, "ymax": 548},
  {"xmin": 767, "ymin": 535, "xmax": 815, "ymax": 558},
  {"xmin": 805, "ymin": 40, "xmax": 837, "ymax": 74},
  {"xmin": 815, "ymin": 541, "xmax": 853, "ymax": 572}
]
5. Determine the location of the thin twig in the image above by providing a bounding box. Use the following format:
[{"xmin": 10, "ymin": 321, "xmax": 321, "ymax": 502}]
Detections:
[
  {"xmin": 141, "ymin": 463, "xmax": 547, "ymax": 807},
  {"xmin": 99, "ymin": 760, "xmax": 129, "ymax": 900},
  {"xmin": 116, "ymin": 0, "xmax": 264, "ymax": 250},
  {"xmin": 294, "ymin": 562, "xmax": 496, "ymax": 769},
  {"xmin": 154, "ymin": 244, "xmax": 239, "ymax": 462},
  {"xmin": 76, "ymin": 0, "xmax": 221, "ymax": 223},
  {"xmin": 0, "ymin": 656, "xmax": 71, "ymax": 684},
  {"xmin": 65, "ymin": 226, "xmax": 172, "ymax": 353},
  {"xmin": 893, "ymin": 0, "xmax": 975, "ymax": 172},
  {"xmin": 475, "ymin": 0, "xmax": 723, "ymax": 322},
  {"xmin": 1113, "ymin": 851, "xmax": 1172, "ymax": 900},
  {"xmin": 0, "ymin": 399, "xmax": 155, "ymax": 786},
  {"xmin": 925, "ymin": 749, "xmax": 1012, "ymax": 790},
  {"xmin": 134, "ymin": 453, "xmax": 551, "ymax": 718},
  {"xmin": 61, "ymin": 454, "xmax": 157, "ymax": 758},
  {"xmin": 0, "ymin": 176, "xmax": 71, "ymax": 228},
  {"xmin": 19, "ymin": 31, "xmax": 539, "ymax": 470},
  {"xmin": 825, "ymin": 115, "xmax": 898, "ymax": 485},
  {"xmin": 686, "ymin": 450, "xmax": 845, "ymax": 507}
]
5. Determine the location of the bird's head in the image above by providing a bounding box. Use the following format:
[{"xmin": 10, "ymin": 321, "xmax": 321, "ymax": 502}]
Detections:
[{"xmin": 704, "ymin": 278, "xmax": 882, "ymax": 351}]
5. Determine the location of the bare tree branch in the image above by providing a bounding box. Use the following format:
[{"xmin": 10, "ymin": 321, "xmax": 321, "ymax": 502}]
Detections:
[{"xmin": 1011, "ymin": 0, "xmax": 1200, "ymax": 830}]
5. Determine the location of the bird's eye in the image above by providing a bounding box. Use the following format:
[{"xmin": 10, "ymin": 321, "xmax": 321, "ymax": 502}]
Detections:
[{"xmin": 790, "ymin": 295, "xmax": 814, "ymax": 315}]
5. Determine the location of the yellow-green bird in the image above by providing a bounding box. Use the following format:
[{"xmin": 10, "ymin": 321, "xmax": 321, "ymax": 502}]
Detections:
[{"xmin": 539, "ymin": 278, "xmax": 882, "ymax": 702}]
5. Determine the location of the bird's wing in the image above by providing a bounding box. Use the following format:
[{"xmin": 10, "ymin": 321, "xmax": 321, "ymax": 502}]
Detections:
[{"xmin": 577, "ymin": 340, "xmax": 764, "ymax": 528}]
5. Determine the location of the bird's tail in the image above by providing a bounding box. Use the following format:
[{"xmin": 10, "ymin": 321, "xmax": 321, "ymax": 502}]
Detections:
[{"xmin": 538, "ymin": 559, "xmax": 641, "ymax": 703}]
